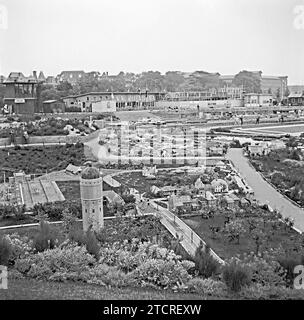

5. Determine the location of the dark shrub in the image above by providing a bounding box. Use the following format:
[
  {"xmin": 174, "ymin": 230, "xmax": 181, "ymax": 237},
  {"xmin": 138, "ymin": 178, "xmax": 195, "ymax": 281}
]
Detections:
[
  {"xmin": 33, "ymin": 221, "xmax": 57, "ymax": 252},
  {"xmin": 69, "ymin": 227, "xmax": 86, "ymax": 244},
  {"xmin": 69, "ymin": 227, "xmax": 100, "ymax": 259},
  {"xmin": 194, "ymin": 245, "xmax": 220, "ymax": 278},
  {"xmin": 222, "ymin": 261, "xmax": 252, "ymax": 293},
  {"xmin": 85, "ymin": 230, "xmax": 100, "ymax": 259},
  {"xmin": 0, "ymin": 237, "xmax": 12, "ymax": 266}
]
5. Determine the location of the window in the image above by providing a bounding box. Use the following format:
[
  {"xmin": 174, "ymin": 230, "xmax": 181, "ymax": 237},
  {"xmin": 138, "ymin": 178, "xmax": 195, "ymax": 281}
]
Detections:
[{"xmin": 92, "ymin": 209, "xmax": 95, "ymax": 213}]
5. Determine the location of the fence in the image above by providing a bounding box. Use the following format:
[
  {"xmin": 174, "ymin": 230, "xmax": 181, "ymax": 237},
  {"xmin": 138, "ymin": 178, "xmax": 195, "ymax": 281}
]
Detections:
[{"xmin": 150, "ymin": 201, "xmax": 225, "ymax": 265}]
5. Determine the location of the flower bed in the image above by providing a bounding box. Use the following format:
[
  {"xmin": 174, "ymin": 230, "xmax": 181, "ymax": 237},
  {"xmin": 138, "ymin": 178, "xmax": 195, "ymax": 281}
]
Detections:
[
  {"xmin": 1, "ymin": 213, "xmax": 304, "ymax": 299},
  {"xmin": 248, "ymin": 146, "xmax": 304, "ymax": 207},
  {"xmin": 0, "ymin": 143, "xmax": 86, "ymax": 178}
]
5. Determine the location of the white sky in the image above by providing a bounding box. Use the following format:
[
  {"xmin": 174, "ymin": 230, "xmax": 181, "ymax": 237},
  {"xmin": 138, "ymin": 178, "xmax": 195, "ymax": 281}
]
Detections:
[{"xmin": 0, "ymin": 0, "xmax": 303, "ymax": 84}]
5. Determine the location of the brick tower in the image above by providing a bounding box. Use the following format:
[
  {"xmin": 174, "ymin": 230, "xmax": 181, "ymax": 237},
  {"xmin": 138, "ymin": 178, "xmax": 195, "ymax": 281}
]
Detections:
[{"xmin": 80, "ymin": 167, "xmax": 103, "ymax": 232}]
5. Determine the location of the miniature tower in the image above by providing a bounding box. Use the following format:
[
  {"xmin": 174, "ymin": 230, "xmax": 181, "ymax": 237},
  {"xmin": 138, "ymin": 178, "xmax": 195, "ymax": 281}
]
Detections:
[{"xmin": 80, "ymin": 167, "xmax": 103, "ymax": 232}]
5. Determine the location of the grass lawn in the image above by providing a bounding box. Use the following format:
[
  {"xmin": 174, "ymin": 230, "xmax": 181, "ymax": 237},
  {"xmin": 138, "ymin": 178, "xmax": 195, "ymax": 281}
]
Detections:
[
  {"xmin": 183, "ymin": 215, "xmax": 299, "ymax": 260},
  {"xmin": 250, "ymin": 147, "xmax": 304, "ymax": 206},
  {"xmin": 114, "ymin": 172, "xmax": 152, "ymax": 194},
  {"xmin": 256, "ymin": 124, "xmax": 304, "ymax": 134},
  {"xmin": 114, "ymin": 170, "xmax": 200, "ymax": 194},
  {"xmin": 56, "ymin": 181, "xmax": 81, "ymax": 200},
  {"xmin": 0, "ymin": 144, "xmax": 87, "ymax": 179},
  {"xmin": 0, "ymin": 278, "xmax": 206, "ymax": 300},
  {"xmin": 0, "ymin": 215, "xmax": 36, "ymax": 228},
  {"xmin": 0, "ymin": 222, "xmax": 67, "ymax": 243}
]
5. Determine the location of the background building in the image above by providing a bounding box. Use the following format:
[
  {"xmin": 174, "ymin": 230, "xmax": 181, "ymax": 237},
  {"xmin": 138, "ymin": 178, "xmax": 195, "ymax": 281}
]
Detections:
[
  {"xmin": 288, "ymin": 85, "xmax": 304, "ymax": 94},
  {"xmin": 261, "ymin": 75, "xmax": 288, "ymax": 99},
  {"xmin": 244, "ymin": 93, "xmax": 273, "ymax": 107},
  {"xmin": 63, "ymin": 92, "xmax": 156, "ymax": 112},
  {"xmin": 57, "ymin": 71, "xmax": 86, "ymax": 84},
  {"xmin": 220, "ymin": 72, "xmax": 288, "ymax": 101},
  {"xmin": 3, "ymin": 71, "xmax": 44, "ymax": 114},
  {"xmin": 287, "ymin": 92, "xmax": 304, "ymax": 106}
]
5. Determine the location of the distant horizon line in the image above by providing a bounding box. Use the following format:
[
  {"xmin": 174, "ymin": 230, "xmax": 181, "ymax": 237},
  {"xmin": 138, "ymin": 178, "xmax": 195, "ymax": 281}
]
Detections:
[{"xmin": 1, "ymin": 69, "xmax": 290, "ymax": 78}]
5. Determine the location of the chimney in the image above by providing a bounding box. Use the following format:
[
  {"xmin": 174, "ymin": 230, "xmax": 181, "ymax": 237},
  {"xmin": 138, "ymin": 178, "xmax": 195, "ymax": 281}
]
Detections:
[{"xmin": 33, "ymin": 71, "xmax": 37, "ymax": 79}]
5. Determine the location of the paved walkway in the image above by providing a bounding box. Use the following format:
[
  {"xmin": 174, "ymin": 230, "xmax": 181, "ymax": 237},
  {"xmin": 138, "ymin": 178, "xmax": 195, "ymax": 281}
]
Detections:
[{"xmin": 226, "ymin": 148, "xmax": 304, "ymax": 233}]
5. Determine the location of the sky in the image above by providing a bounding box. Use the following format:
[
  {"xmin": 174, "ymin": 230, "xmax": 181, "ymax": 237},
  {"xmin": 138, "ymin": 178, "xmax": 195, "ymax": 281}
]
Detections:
[{"xmin": 0, "ymin": 0, "xmax": 303, "ymax": 84}]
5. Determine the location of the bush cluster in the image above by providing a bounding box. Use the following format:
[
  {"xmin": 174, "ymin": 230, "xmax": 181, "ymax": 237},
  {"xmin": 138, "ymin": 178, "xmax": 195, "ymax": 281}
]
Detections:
[
  {"xmin": 0, "ymin": 144, "xmax": 86, "ymax": 176},
  {"xmin": 33, "ymin": 200, "xmax": 81, "ymax": 221}
]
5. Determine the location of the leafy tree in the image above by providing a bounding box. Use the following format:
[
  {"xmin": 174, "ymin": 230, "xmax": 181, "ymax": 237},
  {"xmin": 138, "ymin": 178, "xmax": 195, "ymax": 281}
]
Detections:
[
  {"xmin": 224, "ymin": 219, "xmax": 246, "ymax": 244},
  {"xmin": 222, "ymin": 260, "xmax": 252, "ymax": 293},
  {"xmin": 271, "ymin": 172, "xmax": 285, "ymax": 187},
  {"xmin": 286, "ymin": 137, "xmax": 298, "ymax": 149},
  {"xmin": 182, "ymin": 71, "xmax": 221, "ymax": 91},
  {"xmin": 194, "ymin": 245, "xmax": 220, "ymax": 278},
  {"xmin": 164, "ymin": 71, "xmax": 185, "ymax": 92},
  {"xmin": 232, "ymin": 70, "xmax": 261, "ymax": 93},
  {"xmin": 290, "ymin": 149, "xmax": 301, "ymax": 161},
  {"xmin": 0, "ymin": 236, "xmax": 12, "ymax": 266},
  {"xmin": 33, "ymin": 221, "xmax": 57, "ymax": 252}
]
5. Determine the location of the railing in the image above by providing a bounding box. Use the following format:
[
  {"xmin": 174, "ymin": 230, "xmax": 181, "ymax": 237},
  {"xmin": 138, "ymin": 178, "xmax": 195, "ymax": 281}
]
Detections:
[{"xmin": 150, "ymin": 201, "xmax": 225, "ymax": 265}]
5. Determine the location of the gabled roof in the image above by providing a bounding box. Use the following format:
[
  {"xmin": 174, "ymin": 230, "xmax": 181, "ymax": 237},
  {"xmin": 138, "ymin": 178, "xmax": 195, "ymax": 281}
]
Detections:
[
  {"xmin": 65, "ymin": 164, "xmax": 82, "ymax": 174},
  {"xmin": 151, "ymin": 185, "xmax": 161, "ymax": 194},
  {"xmin": 4, "ymin": 72, "xmax": 38, "ymax": 84},
  {"xmin": 43, "ymin": 100, "xmax": 58, "ymax": 104},
  {"xmin": 38, "ymin": 71, "xmax": 46, "ymax": 81},
  {"xmin": 288, "ymin": 92, "xmax": 303, "ymax": 98},
  {"xmin": 160, "ymin": 185, "xmax": 181, "ymax": 192},
  {"xmin": 103, "ymin": 190, "xmax": 125, "ymax": 204},
  {"xmin": 103, "ymin": 175, "xmax": 121, "ymax": 188}
]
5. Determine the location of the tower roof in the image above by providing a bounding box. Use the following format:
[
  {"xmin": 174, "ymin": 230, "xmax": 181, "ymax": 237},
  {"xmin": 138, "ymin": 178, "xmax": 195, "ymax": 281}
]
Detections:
[{"xmin": 81, "ymin": 167, "xmax": 100, "ymax": 180}]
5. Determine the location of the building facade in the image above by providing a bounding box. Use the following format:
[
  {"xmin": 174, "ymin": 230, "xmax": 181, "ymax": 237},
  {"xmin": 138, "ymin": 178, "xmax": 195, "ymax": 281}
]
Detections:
[
  {"xmin": 57, "ymin": 71, "xmax": 86, "ymax": 84},
  {"xmin": 3, "ymin": 72, "xmax": 44, "ymax": 114},
  {"xmin": 288, "ymin": 92, "xmax": 304, "ymax": 106},
  {"xmin": 63, "ymin": 92, "xmax": 156, "ymax": 112},
  {"xmin": 220, "ymin": 72, "xmax": 288, "ymax": 101},
  {"xmin": 244, "ymin": 93, "xmax": 273, "ymax": 107},
  {"xmin": 261, "ymin": 76, "xmax": 288, "ymax": 100}
]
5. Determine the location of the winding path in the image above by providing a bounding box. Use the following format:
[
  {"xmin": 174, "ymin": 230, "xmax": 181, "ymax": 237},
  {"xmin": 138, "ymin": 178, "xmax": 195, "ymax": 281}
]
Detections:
[{"xmin": 226, "ymin": 148, "xmax": 304, "ymax": 233}]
